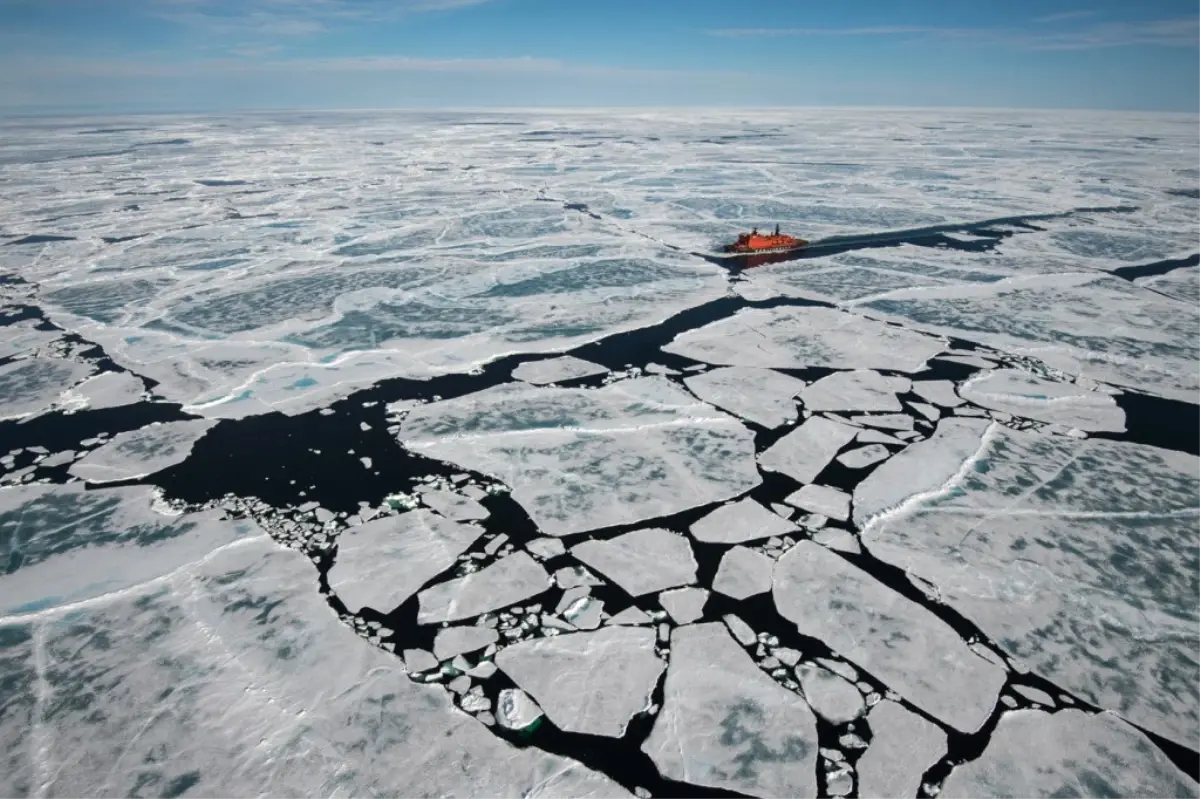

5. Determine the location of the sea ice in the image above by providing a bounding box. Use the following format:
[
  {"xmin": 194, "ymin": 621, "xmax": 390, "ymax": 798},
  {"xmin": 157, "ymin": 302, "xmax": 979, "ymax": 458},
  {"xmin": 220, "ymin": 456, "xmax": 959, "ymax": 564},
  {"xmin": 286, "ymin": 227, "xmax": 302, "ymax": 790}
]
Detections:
[
  {"xmin": 659, "ymin": 586, "xmax": 709, "ymax": 624},
  {"xmin": 798, "ymin": 370, "xmax": 910, "ymax": 412},
  {"xmin": 63, "ymin": 370, "xmax": 145, "ymax": 410},
  {"xmin": 496, "ymin": 689, "xmax": 544, "ymax": 732},
  {"xmin": 758, "ymin": 416, "xmax": 859, "ymax": 483},
  {"xmin": 606, "ymin": 606, "xmax": 652, "ymax": 626},
  {"xmin": 856, "ymin": 701, "xmax": 947, "ymax": 799},
  {"xmin": 774, "ymin": 541, "xmax": 1006, "ymax": 733},
  {"xmin": 0, "ymin": 357, "xmax": 92, "ymax": 419},
  {"xmin": 419, "ymin": 488, "xmax": 489, "ymax": 521},
  {"xmin": 328, "ymin": 510, "xmax": 484, "ymax": 614},
  {"xmin": 643, "ymin": 623, "xmax": 819, "ymax": 798},
  {"xmin": 712, "ymin": 547, "xmax": 775, "ymax": 600},
  {"xmin": 68, "ymin": 419, "xmax": 216, "ymax": 483},
  {"xmin": 496, "ymin": 627, "xmax": 664, "ymax": 738},
  {"xmin": 418, "ymin": 551, "xmax": 551, "ymax": 624},
  {"xmin": 850, "ymin": 413, "xmax": 914, "ymax": 430},
  {"xmin": 784, "ymin": 484, "xmax": 851, "ymax": 522},
  {"xmin": 957, "ymin": 368, "xmax": 1126, "ymax": 432},
  {"xmin": 682, "ymin": 366, "xmax": 806, "ymax": 428},
  {"xmin": 663, "ymin": 306, "xmax": 945, "ymax": 373},
  {"xmin": 398, "ymin": 378, "xmax": 760, "ymax": 536},
  {"xmin": 433, "ymin": 626, "xmax": 500, "ymax": 661},
  {"xmin": 795, "ymin": 664, "xmax": 865, "ymax": 724},
  {"xmin": 910, "ymin": 379, "xmax": 964, "ymax": 408},
  {"xmin": 860, "ymin": 423, "xmax": 1200, "ymax": 746},
  {"xmin": 511, "ymin": 355, "xmax": 609, "ymax": 385},
  {"xmin": 571, "ymin": 528, "xmax": 697, "ymax": 597},
  {"xmin": 688, "ymin": 498, "xmax": 798, "ymax": 544},
  {"xmin": 941, "ymin": 710, "xmax": 1196, "ymax": 798},
  {"xmin": 811, "ymin": 528, "xmax": 861, "ymax": 555},
  {"xmin": 836, "ymin": 444, "xmax": 890, "ymax": 469}
]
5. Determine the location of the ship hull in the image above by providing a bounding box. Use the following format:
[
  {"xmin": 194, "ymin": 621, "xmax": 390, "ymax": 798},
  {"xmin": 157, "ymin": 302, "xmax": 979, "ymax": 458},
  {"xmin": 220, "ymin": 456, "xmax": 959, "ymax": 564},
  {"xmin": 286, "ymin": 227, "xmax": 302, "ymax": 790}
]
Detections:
[{"xmin": 717, "ymin": 243, "xmax": 807, "ymax": 258}]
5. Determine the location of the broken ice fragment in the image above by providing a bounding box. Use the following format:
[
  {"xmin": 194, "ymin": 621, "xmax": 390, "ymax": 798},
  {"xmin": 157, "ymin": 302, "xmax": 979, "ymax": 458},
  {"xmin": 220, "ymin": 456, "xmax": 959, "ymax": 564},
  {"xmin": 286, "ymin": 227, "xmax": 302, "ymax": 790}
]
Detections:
[
  {"xmin": 957, "ymin": 368, "xmax": 1126, "ymax": 432},
  {"xmin": 0, "ymin": 357, "xmax": 93, "ymax": 419},
  {"xmin": 496, "ymin": 627, "xmax": 663, "ymax": 738},
  {"xmin": 856, "ymin": 700, "xmax": 947, "ymax": 799},
  {"xmin": 689, "ymin": 498, "xmax": 798, "ymax": 544},
  {"xmin": 1012, "ymin": 685, "xmax": 1054, "ymax": 706},
  {"xmin": 562, "ymin": 596, "xmax": 604, "ymax": 629},
  {"xmin": 496, "ymin": 688, "xmax": 544, "ymax": 733},
  {"xmin": 774, "ymin": 541, "xmax": 1006, "ymax": 733},
  {"xmin": 723, "ymin": 614, "xmax": 757, "ymax": 646},
  {"xmin": 605, "ymin": 606, "xmax": 652, "ymax": 626},
  {"xmin": 68, "ymin": 371, "xmax": 145, "ymax": 410},
  {"xmin": 658, "ymin": 586, "xmax": 709, "ymax": 623},
  {"xmin": 770, "ymin": 502, "xmax": 794, "ymax": 519},
  {"xmin": 642, "ymin": 623, "xmax": 819, "ymax": 798},
  {"xmin": 784, "ymin": 484, "xmax": 851, "ymax": 522},
  {"xmin": 911, "ymin": 380, "xmax": 964, "ymax": 408},
  {"xmin": 433, "ymin": 626, "xmax": 501, "ymax": 661},
  {"xmin": 417, "ymin": 551, "xmax": 551, "ymax": 624},
  {"xmin": 909, "ymin": 401, "xmax": 940, "ymax": 421},
  {"xmin": 811, "ymin": 528, "xmax": 861, "ymax": 555},
  {"xmin": 68, "ymin": 419, "xmax": 216, "ymax": 483},
  {"xmin": 683, "ymin": 366, "xmax": 806, "ymax": 428},
  {"xmin": 799, "ymin": 370, "xmax": 910, "ymax": 412},
  {"xmin": 712, "ymin": 547, "xmax": 775, "ymax": 600},
  {"xmin": 419, "ymin": 488, "xmax": 489, "ymax": 522},
  {"xmin": 553, "ymin": 564, "xmax": 604, "ymax": 589},
  {"xmin": 526, "ymin": 537, "xmax": 566, "ymax": 559},
  {"xmin": 850, "ymin": 413, "xmax": 914, "ymax": 430},
  {"xmin": 836, "ymin": 443, "xmax": 890, "ymax": 469},
  {"xmin": 510, "ymin": 355, "xmax": 608, "ymax": 385},
  {"xmin": 796, "ymin": 664, "xmax": 865, "ymax": 724},
  {"xmin": 329, "ymin": 510, "xmax": 484, "ymax": 614},
  {"xmin": 759, "ymin": 416, "xmax": 859, "ymax": 483},
  {"xmin": 571, "ymin": 528, "xmax": 697, "ymax": 597}
]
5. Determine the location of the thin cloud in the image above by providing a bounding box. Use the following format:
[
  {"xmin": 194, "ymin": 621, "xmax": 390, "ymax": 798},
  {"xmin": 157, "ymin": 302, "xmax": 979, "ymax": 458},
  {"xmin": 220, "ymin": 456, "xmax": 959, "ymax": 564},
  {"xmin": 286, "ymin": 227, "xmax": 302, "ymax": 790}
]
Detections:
[
  {"xmin": 150, "ymin": 0, "xmax": 495, "ymax": 38},
  {"xmin": 1032, "ymin": 10, "xmax": 1095, "ymax": 24}
]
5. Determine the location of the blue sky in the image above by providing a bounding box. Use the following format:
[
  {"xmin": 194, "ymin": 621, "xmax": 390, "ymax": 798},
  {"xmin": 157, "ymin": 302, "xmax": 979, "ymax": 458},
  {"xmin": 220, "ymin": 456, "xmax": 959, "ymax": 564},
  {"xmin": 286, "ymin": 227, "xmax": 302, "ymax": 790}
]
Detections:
[{"xmin": 0, "ymin": 0, "xmax": 1196, "ymax": 113}]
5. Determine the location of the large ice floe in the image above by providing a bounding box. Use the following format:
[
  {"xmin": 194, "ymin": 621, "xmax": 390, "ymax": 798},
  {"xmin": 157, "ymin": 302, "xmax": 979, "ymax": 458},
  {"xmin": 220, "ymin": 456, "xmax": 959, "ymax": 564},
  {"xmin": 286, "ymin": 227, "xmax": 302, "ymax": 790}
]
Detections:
[
  {"xmin": 857, "ymin": 418, "xmax": 1200, "ymax": 746},
  {"xmin": 681, "ymin": 366, "xmax": 807, "ymax": 428},
  {"xmin": 68, "ymin": 418, "xmax": 217, "ymax": 483},
  {"xmin": 0, "ymin": 357, "xmax": 92, "ymax": 419},
  {"xmin": 397, "ymin": 377, "xmax": 760, "ymax": 535},
  {"xmin": 957, "ymin": 368, "xmax": 1126, "ymax": 432}
]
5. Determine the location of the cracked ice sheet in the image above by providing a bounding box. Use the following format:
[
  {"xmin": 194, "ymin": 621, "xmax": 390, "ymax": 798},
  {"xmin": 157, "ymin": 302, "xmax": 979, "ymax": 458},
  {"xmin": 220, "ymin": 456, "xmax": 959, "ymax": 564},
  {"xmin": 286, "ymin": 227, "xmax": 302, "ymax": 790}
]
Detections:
[
  {"xmin": 571, "ymin": 528, "xmax": 697, "ymax": 597},
  {"xmin": 941, "ymin": 709, "xmax": 1196, "ymax": 798},
  {"xmin": 957, "ymin": 368, "xmax": 1126, "ymax": 432},
  {"xmin": 328, "ymin": 509, "xmax": 485, "ymax": 614},
  {"xmin": 682, "ymin": 366, "xmax": 806, "ymax": 428},
  {"xmin": 0, "ymin": 536, "xmax": 628, "ymax": 798},
  {"xmin": 0, "ymin": 483, "xmax": 260, "ymax": 617},
  {"xmin": 774, "ymin": 541, "xmax": 1006, "ymax": 733},
  {"xmin": 759, "ymin": 415, "xmax": 860, "ymax": 484},
  {"xmin": 642, "ymin": 622, "xmax": 819, "ymax": 798},
  {"xmin": 860, "ymin": 272, "xmax": 1200, "ymax": 403},
  {"xmin": 0, "ymin": 357, "xmax": 92, "ymax": 419},
  {"xmin": 1136, "ymin": 265, "xmax": 1199, "ymax": 306},
  {"xmin": 68, "ymin": 419, "xmax": 217, "ymax": 483},
  {"xmin": 799, "ymin": 369, "xmax": 910, "ymax": 412},
  {"xmin": 397, "ymin": 377, "xmax": 761, "ymax": 536},
  {"xmin": 418, "ymin": 551, "xmax": 551, "ymax": 624},
  {"xmin": 512, "ymin": 355, "xmax": 609, "ymax": 385},
  {"xmin": 662, "ymin": 306, "xmax": 945, "ymax": 373},
  {"xmin": 859, "ymin": 422, "xmax": 1200, "ymax": 746},
  {"xmin": 496, "ymin": 626, "xmax": 663, "ymax": 738},
  {"xmin": 60, "ymin": 370, "xmax": 145, "ymax": 410},
  {"xmin": 857, "ymin": 700, "xmax": 946, "ymax": 799}
]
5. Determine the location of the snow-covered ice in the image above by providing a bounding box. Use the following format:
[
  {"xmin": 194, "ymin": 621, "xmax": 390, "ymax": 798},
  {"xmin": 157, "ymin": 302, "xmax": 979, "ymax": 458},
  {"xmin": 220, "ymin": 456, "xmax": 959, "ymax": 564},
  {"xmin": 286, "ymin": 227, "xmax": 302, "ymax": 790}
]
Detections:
[
  {"xmin": 496, "ymin": 627, "xmax": 663, "ymax": 738},
  {"xmin": 784, "ymin": 484, "xmax": 851, "ymax": 522},
  {"xmin": 68, "ymin": 419, "xmax": 216, "ymax": 483},
  {"xmin": 0, "ymin": 357, "xmax": 92, "ymax": 419},
  {"xmin": 856, "ymin": 701, "xmax": 947, "ymax": 799},
  {"xmin": 774, "ymin": 541, "xmax": 1006, "ymax": 732},
  {"xmin": 658, "ymin": 586, "xmax": 710, "ymax": 624},
  {"xmin": 418, "ymin": 551, "xmax": 551, "ymax": 624},
  {"xmin": 910, "ymin": 379, "xmax": 964, "ymax": 408},
  {"xmin": 419, "ymin": 488, "xmax": 490, "ymax": 521},
  {"xmin": 795, "ymin": 664, "xmax": 865, "ymax": 724},
  {"xmin": 643, "ymin": 622, "xmax": 819, "ymax": 798},
  {"xmin": 759, "ymin": 416, "xmax": 860, "ymax": 483},
  {"xmin": 798, "ymin": 370, "xmax": 910, "ymax": 412},
  {"xmin": 682, "ymin": 366, "xmax": 806, "ymax": 428},
  {"xmin": 712, "ymin": 546, "xmax": 776, "ymax": 600},
  {"xmin": 836, "ymin": 443, "xmax": 891, "ymax": 469},
  {"xmin": 688, "ymin": 498, "xmax": 799, "ymax": 544},
  {"xmin": 512, "ymin": 355, "xmax": 609, "ymax": 385},
  {"xmin": 433, "ymin": 626, "xmax": 500, "ymax": 661},
  {"xmin": 328, "ymin": 510, "xmax": 484, "ymax": 614},
  {"xmin": 61, "ymin": 370, "xmax": 145, "ymax": 410},
  {"xmin": 571, "ymin": 528, "xmax": 697, "ymax": 597},
  {"xmin": 957, "ymin": 368, "xmax": 1126, "ymax": 432},
  {"xmin": 398, "ymin": 378, "xmax": 760, "ymax": 536}
]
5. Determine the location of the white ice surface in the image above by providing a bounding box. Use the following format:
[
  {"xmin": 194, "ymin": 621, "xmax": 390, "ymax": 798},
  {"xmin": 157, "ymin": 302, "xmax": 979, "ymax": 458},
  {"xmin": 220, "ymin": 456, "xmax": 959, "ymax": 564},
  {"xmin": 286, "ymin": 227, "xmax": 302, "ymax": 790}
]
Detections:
[
  {"xmin": 417, "ymin": 551, "xmax": 551, "ymax": 624},
  {"xmin": 642, "ymin": 622, "xmax": 819, "ymax": 798},
  {"xmin": 68, "ymin": 419, "xmax": 216, "ymax": 483},
  {"xmin": 419, "ymin": 488, "xmax": 489, "ymax": 522},
  {"xmin": 712, "ymin": 546, "xmax": 776, "ymax": 600},
  {"xmin": 0, "ymin": 357, "xmax": 92, "ymax": 419},
  {"xmin": 511, "ymin": 355, "xmax": 609, "ymax": 385},
  {"xmin": 496, "ymin": 626, "xmax": 663, "ymax": 738},
  {"xmin": 910, "ymin": 379, "xmax": 965, "ymax": 408},
  {"xmin": 784, "ymin": 484, "xmax": 851, "ymax": 522},
  {"xmin": 836, "ymin": 444, "xmax": 890, "ymax": 469},
  {"xmin": 856, "ymin": 700, "xmax": 947, "ymax": 799},
  {"xmin": 659, "ymin": 586, "xmax": 710, "ymax": 624},
  {"xmin": 860, "ymin": 422, "xmax": 1200, "ymax": 746},
  {"xmin": 328, "ymin": 510, "xmax": 484, "ymax": 614},
  {"xmin": 682, "ymin": 366, "xmax": 806, "ymax": 428},
  {"xmin": 941, "ymin": 709, "xmax": 1196, "ymax": 798},
  {"xmin": 774, "ymin": 541, "xmax": 1006, "ymax": 733},
  {"xmin": 794, "ymin": 664, "xmax": 865, "ymax": 724},
  {"xmin": 398, "ymin": 378, "xmax": 760, "ymax": 536},
  {"xmin": 688, "ymin": 497, "xmax": 799, "ymax": 544},
  {"xmin": 433, "ymin": 625, "xmax": 500, "ymax": 661},
  {"xmin": 798, "ymin": 370, "xmax": 910, "ymax": 412},
  {"xmin": 663, "ymin": 306, "xmax": 945, "ymax": 373},
  {"xmin": 571, "ymin": 528, "xmax": 697, "ymax": 597},
  {"xmin": 957, "ymin": 368, "xmax": 1126, "ymax": 432},
  {"xmin": 1136, "ymin": 265, "xmax": 1199, "ymax": 305},
  {"xmin": 62, "ymin": 370, "xmax": 145, "ymax": 410},
  {"xmin": 758, "ymin": 416, "xmax": 860, "ymax": 484}
]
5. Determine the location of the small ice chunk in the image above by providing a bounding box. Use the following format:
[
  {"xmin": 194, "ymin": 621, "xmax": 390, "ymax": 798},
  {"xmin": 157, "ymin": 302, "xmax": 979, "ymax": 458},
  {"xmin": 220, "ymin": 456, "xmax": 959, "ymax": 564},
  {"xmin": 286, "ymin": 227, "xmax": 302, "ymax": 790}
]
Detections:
[
  {"xmin": 683, "ymin": 366, "xmax": 806, "ymax": 428},
  {"xmin": 642, "ymin": 623, "xmax": 819, "ymax": 797},
  {"xmin": 497, "ymin": 626, "xmax": 663, "ymax": 738},
  {"xmin": 496, "ymin": 688, "xmax": 544, "ymax": 732},
  {"xmin": 857, "ymin": 428, "xmax": 906, "ymax": 445},
  {"xmin": 404, "ymin": 648, "xmax": 438, "ymax": 673},
  {"xmin": 526, "ymin": 537, "xmax": 566, "ymax": 559},
  {"xmin": 555, "ymin": 586, "xmax": 591, "ymax": 615},
  {"xmin": 857, "ymin": 700, "xmax": 948, "ymax": 799},
  {"xmin": 723, "ymin": 614, "xmax": 757, "ymax": 646},
  {"xmin": 329, "ymin": 510, "xmax": 484, "ymax": 614},
  {"xmin": 811, "ymin": 527, "xmax": 861, "ymax": 554},
  {"xmin": 796, "ymin": 665, "xmax": 865, "ymax": 724},
  {"xmin": 1013, "ymin": 685, "xmax": 1054, "ymax": 706},
  {"xmin": 689, "ymin": 498, "xmax": 798, "ymax": 544},
  {"xmin": 68, "ymin": 419, "xmax": 216, "ymax": 483},
  {"xmin": 774, "ymin": 647, "xmax": 801, "ymax": 667},
  {"xmin": 837, "ymin": 444, "xmax": 890, "ymax": 469},
  {"xmin": 563, "ymin": 596, "xmax": 604, "ymax": 629},
  {"xmin": 712, "ymin": 547, "xmax": 775, "ymax": 600},
  {"xmin": 69, "ymin": 371, "xmax": 145, "ymax": 410},
  {"xmin": 605, "ymin": 606, "xmax": 652, "ymax": 626},
  {"xmin": 433, "ymin": 626, "xmax": 501, "ymax": 661},
  {"xmin": 909, "ymin": 401, "xmax": 940, "ymax": 421},
  {"xmin": 659, "ymin": 586, "xmax": 709, "ymax": 623},
  {"xmin": 511, "ymin": 355, "xmax": 608, "ymax": 385},
  {"xmin": 799, "ymin": 370, "xmax": 910, "ymax": 412},
  {"xmin": 759, "ymin": 416, "xmax": 859, "ymax": 483},
  {"xmin": 38, "ymin": 450, "xmax": 76, "ymax": 468},
  {"xmin": 784, "ymin": 484, "xmax": 850, "ymax": 522},
  {"xmin": 418, "ymin": 552, "xmax": 551, "ymax": 624},
  {"xmin": 419, "ymin": 489, "xmax": 489, "ymax": 521},
  {"xmin": 958, "ymin": 368, "xmax": 1126, "ymax": 432},
  {"xmin": 942, "ymin": 710, "xmax": 1196, "ymax": 797},
  {"xmin": 850, "ymin": 413, "xmax": 914, "ymax": 430},
  {"xmin": 554, "ymin": 565, "xmax": 604, "ymax": 589},
  {"xmin": 912, "ymin": 380, "xmax": 964, "ymax": 410},
  {"xmin": 571, "ymin": 528, "xmax": 697, "ymax": 597},
  {"xmin": 817, "ymin": 658, "xmax": 858, "ymax": 681},
  {"xmin": 770, "ymin": 502, "xmax": 794, "ymax": 519},
  {"xmin": 937, "ymin": 354, "xmax": 996, "ymax": 369},
  {"xmin": 359, "ymin": 456, "xmax": 373, "ymax": 469},
  {"xmin": 827, "ymin": 770, "xmax": 853, "ymax": 797}
]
